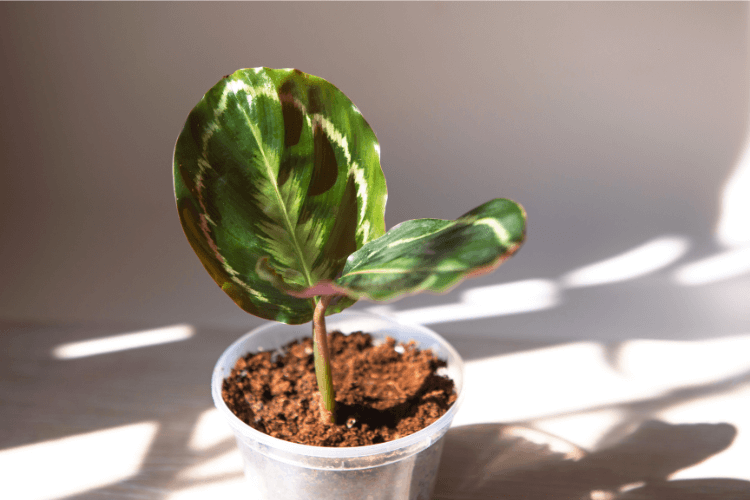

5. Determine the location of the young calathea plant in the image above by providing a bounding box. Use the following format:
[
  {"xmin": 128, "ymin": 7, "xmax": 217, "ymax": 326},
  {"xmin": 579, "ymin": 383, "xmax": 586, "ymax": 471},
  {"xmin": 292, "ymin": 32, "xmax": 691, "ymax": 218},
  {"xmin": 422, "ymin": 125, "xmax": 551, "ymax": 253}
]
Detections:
[{"xmin": 174, "ymin": 68, "xmax": 526, "ymax": 424}]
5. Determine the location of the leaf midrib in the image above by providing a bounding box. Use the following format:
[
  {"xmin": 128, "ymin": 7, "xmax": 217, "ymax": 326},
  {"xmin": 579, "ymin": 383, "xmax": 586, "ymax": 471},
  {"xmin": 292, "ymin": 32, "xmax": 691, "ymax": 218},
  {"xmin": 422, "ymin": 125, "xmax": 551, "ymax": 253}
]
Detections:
[
  {"xmin": 342, "ymin": 264, "xmax": 489, "ymax": 277},
  {"xmin": 244, "ymin": 111, "xmax": 314, "ymax": 289}
]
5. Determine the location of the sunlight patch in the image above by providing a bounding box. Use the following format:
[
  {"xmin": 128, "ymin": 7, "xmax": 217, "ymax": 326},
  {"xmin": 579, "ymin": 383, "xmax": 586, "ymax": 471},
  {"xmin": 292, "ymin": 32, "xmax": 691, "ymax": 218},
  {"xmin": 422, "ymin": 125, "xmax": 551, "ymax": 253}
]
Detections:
[
  {"xmin": 166, "ymin": 478, "xmax": 247, "ymax": 500},
  {"xmin": 176, "ymin": 449, "xmax": 243, "ymax": 482},
  {"xmin": 560, "ymin": 236, "xmax": 689, "ymax": 288},
  {"xmin": 52, "ymin": 324, "xmax": 195, "ymax": 359},
  {"xmin": 188, "ymin": 408, "xmax": 234, "ymax": 451},
  {"xmin": 672, "ymin": 247, "xmax": 750, "ymax": 286},
  {"xmin": 368, "ymin": 279, "xmax": 559, "ymax": 325},
  {"xmin": 0, "ymin": 422, "xmax": 158, "ymax": 500},
  {"xmin": 453, "ymin": 342, "xmax": 633, "ymax": 425},
  {"xmin": 618, "ymin": 333, "xmax": 750, "ymax": 389},
  {"xmin": 717, "ymin": 141, "xmax": 750, "ymax": 247}
]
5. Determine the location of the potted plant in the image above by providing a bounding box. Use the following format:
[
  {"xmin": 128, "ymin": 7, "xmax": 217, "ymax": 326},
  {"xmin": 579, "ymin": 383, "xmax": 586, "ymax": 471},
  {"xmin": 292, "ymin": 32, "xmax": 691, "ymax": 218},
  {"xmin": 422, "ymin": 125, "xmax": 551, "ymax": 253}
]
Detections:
[{"xmin": 173, "ymin": 67, "xmax": 525, "ymax": 500}]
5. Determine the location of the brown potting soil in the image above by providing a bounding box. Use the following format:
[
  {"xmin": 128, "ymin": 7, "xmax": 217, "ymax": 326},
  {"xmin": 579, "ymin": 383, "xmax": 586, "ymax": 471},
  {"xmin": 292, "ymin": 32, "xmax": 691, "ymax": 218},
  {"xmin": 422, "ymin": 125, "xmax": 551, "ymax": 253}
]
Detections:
[{"xmin": 222, "ymin": 331, "xmax": 457, "ymax": 447}]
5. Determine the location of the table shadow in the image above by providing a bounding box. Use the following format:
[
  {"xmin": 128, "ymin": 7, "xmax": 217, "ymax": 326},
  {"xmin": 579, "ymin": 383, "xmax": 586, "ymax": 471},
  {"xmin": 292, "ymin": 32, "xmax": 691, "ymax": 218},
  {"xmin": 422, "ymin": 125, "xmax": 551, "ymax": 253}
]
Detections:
[{"xmin": 434, "ymin": 420, "xmax": 750, "ymax": 500}]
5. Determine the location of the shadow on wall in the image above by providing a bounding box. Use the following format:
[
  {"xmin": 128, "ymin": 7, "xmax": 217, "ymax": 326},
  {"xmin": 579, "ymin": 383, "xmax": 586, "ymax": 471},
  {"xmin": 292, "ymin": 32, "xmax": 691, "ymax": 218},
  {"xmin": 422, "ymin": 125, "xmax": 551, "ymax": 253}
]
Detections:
[
  {"xmin": 367, "ymin": 138, "xmax": 750, "ymax": 341},
  {"xmin": 0, "ymin": 2, "xmax": 747, "ymax": 329},
  {"xmin": 366, "ymin": 234, "xmax": 750, "ymax": 342},
  {"xmin": 434, "ymin": 420, "xmax": 747, "ymax": 500},
  {"xmin": 366, "ymin": 93, "xmax": 750, "ymax": 342}
]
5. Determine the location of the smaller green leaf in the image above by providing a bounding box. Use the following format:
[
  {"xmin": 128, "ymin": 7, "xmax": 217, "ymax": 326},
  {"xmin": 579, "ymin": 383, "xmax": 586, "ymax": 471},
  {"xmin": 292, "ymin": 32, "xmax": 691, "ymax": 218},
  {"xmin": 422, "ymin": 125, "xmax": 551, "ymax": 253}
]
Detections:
[{"xmin": 297, "ymin": 198, "xmax": 526, "ymax": 302}]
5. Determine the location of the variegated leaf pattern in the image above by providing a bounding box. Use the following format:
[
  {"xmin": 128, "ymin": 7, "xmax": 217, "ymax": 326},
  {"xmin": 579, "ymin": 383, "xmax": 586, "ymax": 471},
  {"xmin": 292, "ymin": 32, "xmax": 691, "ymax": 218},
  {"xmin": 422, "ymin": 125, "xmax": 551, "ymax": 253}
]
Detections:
[
  {"xmin": 300, "ymin": 199, "xmax": 525, "ymax": 301},
  {"xmin": 173, "ymin": 68, "xmax": 387, "ymax": 324}
]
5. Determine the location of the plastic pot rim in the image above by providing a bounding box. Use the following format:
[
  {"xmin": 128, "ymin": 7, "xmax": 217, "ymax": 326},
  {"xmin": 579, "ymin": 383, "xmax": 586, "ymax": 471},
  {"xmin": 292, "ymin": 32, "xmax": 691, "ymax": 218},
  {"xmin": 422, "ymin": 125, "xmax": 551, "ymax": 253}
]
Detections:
[{"xmin": 211, "ymin": 310, "xmax": 465, "ymax": 465}]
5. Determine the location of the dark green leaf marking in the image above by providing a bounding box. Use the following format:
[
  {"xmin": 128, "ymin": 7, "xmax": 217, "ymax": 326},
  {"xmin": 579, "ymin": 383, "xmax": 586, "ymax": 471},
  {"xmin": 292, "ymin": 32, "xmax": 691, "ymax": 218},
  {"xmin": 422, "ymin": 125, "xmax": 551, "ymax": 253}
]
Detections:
[
  {"xmin": 173, "ymin": 68, "xmax": 387, "ymax": 324},
  {"xmin": 309, "ymin": 122, "xmax": 338, "ymax": 196},
  {"xmin": 335, "ymin": 198, "xmax": 525, "ymax": 301},
  {"xmin": 293, "ymin": 198, "xmax": 526, "ymax": 302},
  {"xmin": 279, "ymin": 80, "xmax": 303, "ymax": 148}
]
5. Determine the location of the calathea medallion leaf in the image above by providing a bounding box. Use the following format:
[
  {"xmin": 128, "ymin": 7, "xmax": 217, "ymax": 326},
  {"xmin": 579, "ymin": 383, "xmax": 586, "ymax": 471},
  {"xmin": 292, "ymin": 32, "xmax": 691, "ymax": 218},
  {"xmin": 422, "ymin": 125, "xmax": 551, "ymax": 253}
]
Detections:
[
  {"xmin": 173, "ymin": 68, "xmax": 387, "ymax": 324},
  {"xmin": 297, "ymin": 198, "xmax": 526, "ymax": 302}
]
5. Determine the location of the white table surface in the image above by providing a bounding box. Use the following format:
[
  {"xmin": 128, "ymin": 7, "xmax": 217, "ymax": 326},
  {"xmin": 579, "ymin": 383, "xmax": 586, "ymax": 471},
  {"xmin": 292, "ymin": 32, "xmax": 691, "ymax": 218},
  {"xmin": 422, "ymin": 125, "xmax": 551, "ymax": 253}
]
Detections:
[{"xmin": 3, "ymin": 308, "xmax": 750, "ymax": 500}]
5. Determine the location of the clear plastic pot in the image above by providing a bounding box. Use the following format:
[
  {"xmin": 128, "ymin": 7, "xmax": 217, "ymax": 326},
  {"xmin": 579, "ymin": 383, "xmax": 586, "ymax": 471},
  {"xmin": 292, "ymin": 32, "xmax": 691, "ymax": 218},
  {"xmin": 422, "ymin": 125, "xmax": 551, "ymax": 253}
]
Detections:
[{"xmin": 212, "ymin": 311, "xmax": 465, "ymax": 500}]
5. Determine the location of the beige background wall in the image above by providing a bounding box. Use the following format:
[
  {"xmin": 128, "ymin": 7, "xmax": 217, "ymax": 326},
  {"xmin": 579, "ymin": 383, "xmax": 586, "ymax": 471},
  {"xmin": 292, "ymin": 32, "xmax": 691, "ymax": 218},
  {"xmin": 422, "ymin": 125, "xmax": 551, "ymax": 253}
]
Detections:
[{"xmin": 1, "ymin": 3, "xmax": 748, "ymax": 339}]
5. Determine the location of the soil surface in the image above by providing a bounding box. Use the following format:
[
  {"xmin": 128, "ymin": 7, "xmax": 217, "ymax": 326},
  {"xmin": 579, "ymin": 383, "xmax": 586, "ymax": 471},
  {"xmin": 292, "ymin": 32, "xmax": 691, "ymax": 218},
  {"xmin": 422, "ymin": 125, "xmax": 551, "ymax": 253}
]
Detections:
[{"xmin": 222, "ymin": 331, "xmax": 457, "ymax": 447}]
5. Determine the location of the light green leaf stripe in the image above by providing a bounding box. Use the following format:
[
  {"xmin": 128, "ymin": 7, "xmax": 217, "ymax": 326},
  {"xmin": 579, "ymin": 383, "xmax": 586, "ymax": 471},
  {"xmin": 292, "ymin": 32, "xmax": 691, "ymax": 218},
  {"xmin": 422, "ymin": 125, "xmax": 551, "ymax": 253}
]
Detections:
[
  {"xmin": 174, "ymin": 68, "xmax": 387, "ymax": 324},
  {"xmin": 330, "ymin": 198, "xmax": 526, "ymax": 302}
]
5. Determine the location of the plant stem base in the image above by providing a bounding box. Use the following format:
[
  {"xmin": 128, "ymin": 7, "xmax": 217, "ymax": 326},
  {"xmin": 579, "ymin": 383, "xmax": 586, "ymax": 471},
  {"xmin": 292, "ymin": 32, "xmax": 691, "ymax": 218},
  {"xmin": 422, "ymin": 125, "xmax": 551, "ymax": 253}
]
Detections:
[
  {"xmin": 222, "ymin": 331, "xmax": 456, "ymax": 446},
  {"xmin": 211, "ymin": 312, "xmax": 465, "ymax": 500}
]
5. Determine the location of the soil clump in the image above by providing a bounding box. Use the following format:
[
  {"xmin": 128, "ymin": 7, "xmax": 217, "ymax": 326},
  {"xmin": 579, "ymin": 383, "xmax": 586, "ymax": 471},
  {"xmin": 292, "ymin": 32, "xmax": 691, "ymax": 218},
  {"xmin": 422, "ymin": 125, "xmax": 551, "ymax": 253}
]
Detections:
[{"xmin": 222, "ymin": 331, "xmax": 456, "ymax": 447}]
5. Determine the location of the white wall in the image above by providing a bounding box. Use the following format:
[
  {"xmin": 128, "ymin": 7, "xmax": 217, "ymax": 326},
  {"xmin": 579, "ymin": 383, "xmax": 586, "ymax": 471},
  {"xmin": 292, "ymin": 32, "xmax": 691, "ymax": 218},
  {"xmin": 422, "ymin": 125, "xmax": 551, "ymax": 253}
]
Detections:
[{"xmin": 1, "ymin": 3, "xmax": 748, "ymax": 339}]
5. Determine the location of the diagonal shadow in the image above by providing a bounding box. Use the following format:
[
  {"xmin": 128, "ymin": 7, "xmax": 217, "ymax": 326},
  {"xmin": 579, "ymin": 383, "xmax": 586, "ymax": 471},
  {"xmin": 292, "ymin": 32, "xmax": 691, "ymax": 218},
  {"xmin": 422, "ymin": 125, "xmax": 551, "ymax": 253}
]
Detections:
[
  {"xmin": 434, "ymin": 420, "xmax": 748, "ymax": 500},
  {"xmin": 0, "ymin": 320, "xmax": 252, "ymax": 500},
  {"xmin": 536, "ymin": 363, "xmax": 750, "ymax": 451},
  {"xmin": 6, "ymin": 318, "xmax": 750, "ymax": 499},
  {"xmin": 618, "ymin": 478, "xmax": 750, "ymax": 500}
]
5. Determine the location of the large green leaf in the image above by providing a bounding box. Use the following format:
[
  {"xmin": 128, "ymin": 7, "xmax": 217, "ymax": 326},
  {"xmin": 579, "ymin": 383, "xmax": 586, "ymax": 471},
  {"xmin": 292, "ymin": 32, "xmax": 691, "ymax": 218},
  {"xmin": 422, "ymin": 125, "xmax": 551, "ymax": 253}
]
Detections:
[
  {"xmin": 173, "ymin": 68, "xmax": 387, "ymax": 324},
  {"xmin": 297, "ymin": 199, "xmax": 526, "ymax": 301}
]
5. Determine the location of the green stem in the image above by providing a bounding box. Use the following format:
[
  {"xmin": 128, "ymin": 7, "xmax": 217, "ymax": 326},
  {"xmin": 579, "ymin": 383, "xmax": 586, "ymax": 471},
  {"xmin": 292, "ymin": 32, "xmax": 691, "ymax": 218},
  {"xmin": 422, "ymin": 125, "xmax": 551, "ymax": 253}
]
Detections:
[{"xmin": 313, "ymin": 295, "xmax": 335, "ymax": 424}]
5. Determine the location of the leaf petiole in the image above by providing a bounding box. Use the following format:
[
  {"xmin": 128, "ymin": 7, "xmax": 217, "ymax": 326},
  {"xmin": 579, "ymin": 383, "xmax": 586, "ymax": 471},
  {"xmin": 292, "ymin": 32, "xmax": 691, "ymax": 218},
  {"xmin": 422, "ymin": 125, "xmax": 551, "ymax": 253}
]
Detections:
[{"xmin": 312, "ymin": 295, "xmax": 336, "ymax": 424}]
